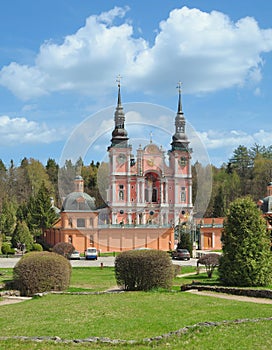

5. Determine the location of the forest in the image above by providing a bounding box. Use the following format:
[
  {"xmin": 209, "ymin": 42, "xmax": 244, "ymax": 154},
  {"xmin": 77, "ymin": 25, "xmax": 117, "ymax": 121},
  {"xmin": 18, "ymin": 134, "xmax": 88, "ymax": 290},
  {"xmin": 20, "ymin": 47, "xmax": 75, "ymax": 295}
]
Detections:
[{"xmin": 0, "ymin": 143, "xmax": 272, "ymax": 250}]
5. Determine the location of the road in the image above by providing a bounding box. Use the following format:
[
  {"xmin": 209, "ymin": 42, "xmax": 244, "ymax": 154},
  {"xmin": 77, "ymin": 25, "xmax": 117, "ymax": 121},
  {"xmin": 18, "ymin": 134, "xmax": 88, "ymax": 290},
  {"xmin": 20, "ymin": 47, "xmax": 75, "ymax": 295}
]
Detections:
[{"xmin": 0, "ymin": 256, "xmax": 198, "ymax": 268}]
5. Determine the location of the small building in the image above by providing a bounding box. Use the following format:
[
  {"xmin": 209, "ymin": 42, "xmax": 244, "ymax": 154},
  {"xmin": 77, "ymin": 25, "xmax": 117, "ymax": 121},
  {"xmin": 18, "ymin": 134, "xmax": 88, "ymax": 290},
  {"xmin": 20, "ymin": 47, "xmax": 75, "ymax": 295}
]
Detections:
[{"xmin": 195, "ymin": 217, "xmax": 224, "ymax": 250}]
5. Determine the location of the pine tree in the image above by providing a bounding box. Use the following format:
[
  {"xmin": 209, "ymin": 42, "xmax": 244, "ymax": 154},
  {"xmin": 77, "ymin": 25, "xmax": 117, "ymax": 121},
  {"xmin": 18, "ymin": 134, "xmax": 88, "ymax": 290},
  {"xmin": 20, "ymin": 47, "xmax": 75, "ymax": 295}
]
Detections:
[
  {"xmin": 218, "ymin": 196, "xmax": 272, "ymax": 287},
  {"xmin": 27, "ymin": 182, "xmax": 59, "ymax": 235}
]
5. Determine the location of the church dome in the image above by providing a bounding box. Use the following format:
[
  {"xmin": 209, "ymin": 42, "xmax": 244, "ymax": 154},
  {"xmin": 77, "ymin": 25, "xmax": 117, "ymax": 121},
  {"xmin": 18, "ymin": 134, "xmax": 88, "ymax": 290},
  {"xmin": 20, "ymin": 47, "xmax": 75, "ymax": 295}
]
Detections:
[{"xmin": 62, "ymin": 192, "xmax": 96, "ymax": 211}]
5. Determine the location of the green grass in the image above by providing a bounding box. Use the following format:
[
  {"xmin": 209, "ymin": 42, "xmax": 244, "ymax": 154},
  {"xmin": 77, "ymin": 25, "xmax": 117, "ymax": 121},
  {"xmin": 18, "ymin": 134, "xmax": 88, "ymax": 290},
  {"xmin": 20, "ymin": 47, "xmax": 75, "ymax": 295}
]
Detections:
[
  {"xmin": 0, "ymin": 268, "xmax": 13, "ymax": 282},
  {"xmin": 68, "ymin": 267, "xmax": 116, "ymax": 292},
  {"xmin": 0, "ymin": 266, "xmax": 272, "ymax": 349}
]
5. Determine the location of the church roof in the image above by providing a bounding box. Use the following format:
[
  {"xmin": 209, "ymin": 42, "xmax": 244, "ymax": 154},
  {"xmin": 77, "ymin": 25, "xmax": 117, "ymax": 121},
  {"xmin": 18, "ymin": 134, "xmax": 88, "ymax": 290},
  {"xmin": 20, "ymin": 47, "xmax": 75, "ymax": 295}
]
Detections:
[{"xmin": 62, "ymin": 192, "xmax": 96, "ymax": 211}]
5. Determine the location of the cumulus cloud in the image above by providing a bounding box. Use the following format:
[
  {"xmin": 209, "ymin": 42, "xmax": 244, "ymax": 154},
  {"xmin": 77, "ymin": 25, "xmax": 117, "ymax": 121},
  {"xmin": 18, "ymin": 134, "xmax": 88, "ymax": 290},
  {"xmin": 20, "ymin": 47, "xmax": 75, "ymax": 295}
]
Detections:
[
  {"xmin": 0, "ymin": 6, "xmax": 272, "ymax": 100},
  {"xmin": 198, "ymin": 128, "xmax": 272, "ymax": 151},
  {"xmin": 0, "ymin": 115, "xmax": 66, "ymax": 145}
]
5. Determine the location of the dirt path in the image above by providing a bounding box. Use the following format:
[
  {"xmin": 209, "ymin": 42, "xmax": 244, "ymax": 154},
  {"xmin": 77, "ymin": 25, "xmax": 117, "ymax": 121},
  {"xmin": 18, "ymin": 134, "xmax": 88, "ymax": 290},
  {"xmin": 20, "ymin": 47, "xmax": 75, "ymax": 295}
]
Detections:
[
  {"xmin": 0, "ymin": 296, "xmax": 31, "ymax": 306},
  {"xmin": 186, "ymin": 289, "xmax": 272, "ymax": 304}
]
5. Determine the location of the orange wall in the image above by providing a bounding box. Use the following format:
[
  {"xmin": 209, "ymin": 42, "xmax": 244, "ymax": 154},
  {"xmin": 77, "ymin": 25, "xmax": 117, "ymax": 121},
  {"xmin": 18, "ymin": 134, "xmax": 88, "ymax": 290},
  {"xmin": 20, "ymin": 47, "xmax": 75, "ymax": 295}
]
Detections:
[{"xmin": 44, "ymin": 227, "xmax": 174, "ymax": 253}]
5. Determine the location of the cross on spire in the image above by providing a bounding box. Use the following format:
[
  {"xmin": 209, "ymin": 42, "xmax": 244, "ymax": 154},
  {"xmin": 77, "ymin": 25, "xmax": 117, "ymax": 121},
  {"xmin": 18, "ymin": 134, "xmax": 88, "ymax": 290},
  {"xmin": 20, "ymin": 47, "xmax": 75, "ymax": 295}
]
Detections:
[
  {"xmin": 176, "ymin": 81, "xmax": 182, "ymax": 93},
  {"xmin": 116, "ymin": 74, "xmax": 122, "ymax": 87}
]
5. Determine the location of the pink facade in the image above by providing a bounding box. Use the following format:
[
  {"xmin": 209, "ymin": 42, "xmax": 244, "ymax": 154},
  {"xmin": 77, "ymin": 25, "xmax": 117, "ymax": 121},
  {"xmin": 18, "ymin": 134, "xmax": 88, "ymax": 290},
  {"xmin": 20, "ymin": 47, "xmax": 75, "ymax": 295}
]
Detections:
[
  {"xmin": 44, "ymin": 83, "xmax": 192, "ymax": 252},
  {"xmin": 107, "ymin": 83, "xmax": 193, "ymax": 230}
]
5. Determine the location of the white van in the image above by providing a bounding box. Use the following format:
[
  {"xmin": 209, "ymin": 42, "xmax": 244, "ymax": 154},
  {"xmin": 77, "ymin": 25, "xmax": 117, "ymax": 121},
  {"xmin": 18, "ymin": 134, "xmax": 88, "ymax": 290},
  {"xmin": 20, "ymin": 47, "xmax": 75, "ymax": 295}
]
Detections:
[{"xmin": 85, "ymin": 247, "xmax": 98, "ymax": 260}]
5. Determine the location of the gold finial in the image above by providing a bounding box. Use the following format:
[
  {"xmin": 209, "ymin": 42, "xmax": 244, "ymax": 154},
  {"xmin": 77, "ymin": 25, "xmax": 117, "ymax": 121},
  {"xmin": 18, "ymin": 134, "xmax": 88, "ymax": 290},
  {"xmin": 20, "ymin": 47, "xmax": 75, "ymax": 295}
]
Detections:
[{"xmin": 116, "ymin": 74, "xmax": 122, "ymax": 87}]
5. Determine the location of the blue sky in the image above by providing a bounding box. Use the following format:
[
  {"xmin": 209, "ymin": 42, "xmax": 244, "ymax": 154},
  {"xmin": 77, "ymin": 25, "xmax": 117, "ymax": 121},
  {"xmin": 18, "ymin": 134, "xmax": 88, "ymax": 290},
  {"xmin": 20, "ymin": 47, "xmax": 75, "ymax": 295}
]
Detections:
[{"xmin": 1, "ymin": 0, "xmax": 272, "ymax": 168}]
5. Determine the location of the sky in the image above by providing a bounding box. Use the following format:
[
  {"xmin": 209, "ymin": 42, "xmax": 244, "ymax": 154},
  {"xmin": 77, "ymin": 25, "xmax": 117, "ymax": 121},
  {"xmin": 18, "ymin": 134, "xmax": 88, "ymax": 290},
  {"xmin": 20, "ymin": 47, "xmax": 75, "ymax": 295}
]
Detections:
[{"xmin": 1, "ymin": 0, "xmax": 272, "ymax": 168}]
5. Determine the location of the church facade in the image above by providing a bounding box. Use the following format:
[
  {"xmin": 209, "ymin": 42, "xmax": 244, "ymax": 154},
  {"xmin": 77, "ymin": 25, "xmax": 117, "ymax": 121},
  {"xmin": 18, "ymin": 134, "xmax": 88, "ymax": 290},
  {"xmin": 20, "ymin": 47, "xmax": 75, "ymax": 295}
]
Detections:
[
  {"xmin": 44, "ymin": 83, "xmax": 193, "ymax": 253},
  {"xmin": 107, "ymin": 82, "xmax": 193, "ymax": 229}
]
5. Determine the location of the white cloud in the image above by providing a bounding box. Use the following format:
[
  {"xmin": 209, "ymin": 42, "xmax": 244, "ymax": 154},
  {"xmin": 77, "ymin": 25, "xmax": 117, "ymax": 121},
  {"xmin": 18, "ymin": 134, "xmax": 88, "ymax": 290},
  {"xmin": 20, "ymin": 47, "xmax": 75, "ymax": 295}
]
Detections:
[
  {"xmin": 0, "ymin": 6, "xmax": 272, "ymax": 100},
  {"xmin": 198, "ymin": 128, "xmax": 272, "ymax": 151},
  {"xmin": 0, "ymin": 115, "xmax": 66, "ymax": 145}
]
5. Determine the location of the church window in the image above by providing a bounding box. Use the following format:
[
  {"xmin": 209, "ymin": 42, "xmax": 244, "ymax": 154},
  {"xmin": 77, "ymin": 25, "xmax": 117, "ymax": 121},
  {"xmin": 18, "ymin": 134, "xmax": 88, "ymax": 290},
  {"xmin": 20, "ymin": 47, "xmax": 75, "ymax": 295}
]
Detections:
[
  {"xmin": 90, "ymin": 218, "xmax": 93, "ymax": 227},
  {"xmin": 181, "ymin": 187, "xmax": 186, "ymax": 202},
  {"xmin": 77, "ymin": 218, "xmax": 85, "ymax": 227},
  {"xmin": 119, "ymin": 190, "xmax": 124, "ymax": 201},
  {"xmin": 119, "ymin": 184, "xmax": 124, "ymax": 189},
  {"xmin": 152, "ymin": 188, "xmax": 157, "ymax": 202},
  {"xmin": 78, "ymin": 202, "xmax": 85, "ymax": 210},
  {"xmin": 68, "ymin": 235, "xmax": 72, "ymax": 243}
]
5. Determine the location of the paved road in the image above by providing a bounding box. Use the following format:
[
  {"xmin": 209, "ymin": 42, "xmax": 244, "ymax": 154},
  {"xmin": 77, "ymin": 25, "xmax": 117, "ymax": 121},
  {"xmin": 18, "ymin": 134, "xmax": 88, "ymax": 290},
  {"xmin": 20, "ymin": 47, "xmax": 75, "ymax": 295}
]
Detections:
[{"xmin": 0, "ymin": 256, "xmax": 198, "ymax": 268}]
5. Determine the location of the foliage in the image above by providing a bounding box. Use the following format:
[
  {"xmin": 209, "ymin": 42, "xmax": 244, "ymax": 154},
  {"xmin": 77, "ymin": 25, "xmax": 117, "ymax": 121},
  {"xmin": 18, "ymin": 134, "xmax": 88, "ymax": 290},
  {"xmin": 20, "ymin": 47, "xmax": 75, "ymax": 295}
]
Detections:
[
  {"xmin": 52, "ymin": 242, "xmax": 75, "ymax": 258},
  {"xmin": 13, "ymin": 251, "xmax": 71, "ymax": 296},
  {"xmin": 0, "ymin": 198, "xmax": 17, "ymax": 236},
  {"xmin": 11, "ymin": 221, "xmax": 34, "ymax": 251},
  {"xmin": 197, "ymin": 253, "xmax": 220, "ymax": 278},
  {"xmin": 218, "ymin": 196, "xmax": 272, "ymax": 287},
  {"xmin": 115, "ymin": 249, "xmax": 174, "ymax": 291},
  {"xmin": 27, "ymin": 182, "xmax": 59, "ymax": 234},
  {"xmin": 31, "ymin": 243, "xmax": 43, "ymax": 251},
  {"xmin": 176, "ymin": 224, "xmax": 193, "ymax": 254},
  {"xmin": 1, "ymin": 242, "xmax": 13, "ymax": 255}
]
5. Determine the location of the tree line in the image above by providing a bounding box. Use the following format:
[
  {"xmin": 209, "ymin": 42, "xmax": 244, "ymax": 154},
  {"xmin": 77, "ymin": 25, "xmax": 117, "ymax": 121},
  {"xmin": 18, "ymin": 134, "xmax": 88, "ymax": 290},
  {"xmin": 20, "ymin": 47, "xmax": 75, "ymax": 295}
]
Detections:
[{"xmin": 0, "ymin": 143, "xmax": 272, "ymax": 252}]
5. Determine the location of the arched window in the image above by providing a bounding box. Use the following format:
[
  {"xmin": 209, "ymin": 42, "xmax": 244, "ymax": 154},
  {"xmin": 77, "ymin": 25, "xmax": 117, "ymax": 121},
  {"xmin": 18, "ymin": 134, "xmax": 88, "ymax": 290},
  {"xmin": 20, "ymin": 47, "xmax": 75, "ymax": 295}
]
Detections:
[
  {"xmin": 68, "ymin": 235, "xmax": 73, "ymax": 243},
  {"xmin": 181, "ymin": 187, "xmax": 186, "ymax": 202},
  {"xmin": 119, "ymin": 190, "xmax": 124, "ymax": 201}
]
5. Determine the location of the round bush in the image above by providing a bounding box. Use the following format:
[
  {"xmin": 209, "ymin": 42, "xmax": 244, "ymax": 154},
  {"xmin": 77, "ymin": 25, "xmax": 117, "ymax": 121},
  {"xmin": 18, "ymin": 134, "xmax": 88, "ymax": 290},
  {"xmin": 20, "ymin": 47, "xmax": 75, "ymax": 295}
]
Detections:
[
  {"xmin": 115, "ymin": 249, "xmax": 174, "ymax": 291},
  {"xmin": 13, "ymin": 251, "xmax": 71, "ymax": 296},
  {"xmin": 31, "ymin": 243, "xmax": 43, "ymax": 251},
  {"xmin": 52, "ymin": 242, "xmax": 75, "ymax": 258}
]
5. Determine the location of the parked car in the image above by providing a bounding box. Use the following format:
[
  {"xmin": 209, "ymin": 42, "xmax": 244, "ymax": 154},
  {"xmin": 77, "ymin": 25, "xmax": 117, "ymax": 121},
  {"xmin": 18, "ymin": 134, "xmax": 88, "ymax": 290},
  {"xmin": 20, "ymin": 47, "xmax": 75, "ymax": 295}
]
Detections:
[
  {"xmin": 69, "ymin": 250, "xmax": 81, "ymax": 260},
  {"xmin": 85, "ymin": 247, "xmax": 98, "ymax": 260},
  {"xmin": 172, "ymin": 249, "xmax": 190, "ymax": 260}
]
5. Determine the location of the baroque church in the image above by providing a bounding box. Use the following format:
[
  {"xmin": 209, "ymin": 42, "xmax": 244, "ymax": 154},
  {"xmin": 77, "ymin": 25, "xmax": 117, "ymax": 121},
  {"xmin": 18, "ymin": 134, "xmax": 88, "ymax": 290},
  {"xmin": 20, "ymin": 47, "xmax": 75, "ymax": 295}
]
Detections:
[{"xmin": 44, "ymin": 83, "xmax": 194, "ymax": 252}]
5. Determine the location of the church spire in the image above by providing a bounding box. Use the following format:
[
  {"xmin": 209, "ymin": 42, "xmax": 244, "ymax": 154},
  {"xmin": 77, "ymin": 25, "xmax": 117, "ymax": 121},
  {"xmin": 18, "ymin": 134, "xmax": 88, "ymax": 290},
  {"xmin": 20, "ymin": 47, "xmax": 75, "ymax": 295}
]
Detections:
[
  {"xmin": 177, "ymin": 81, "xmax": 182, "ymax": 114},
  {"xmin": 109, "ymin": 75, "xmax": 129, "ymax": 149},
  {"xmin": 170, "ymin": 82, "xmax": 189, "ymax": 151}
]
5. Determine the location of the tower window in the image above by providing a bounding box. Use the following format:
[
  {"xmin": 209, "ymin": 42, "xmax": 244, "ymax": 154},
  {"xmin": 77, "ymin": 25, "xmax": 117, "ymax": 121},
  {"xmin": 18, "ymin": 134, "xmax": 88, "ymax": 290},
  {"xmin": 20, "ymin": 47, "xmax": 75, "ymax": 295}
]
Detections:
[
  {"xmin": 181, "ymin": 187, "xmax": 186, "ymax": 202},
  {"xmin": 77, "ymin": 218, "xmax": 85, "ymax": 227},
  {"xmin": 119, "ymin": 190, "xmax": 124, "ymax": 201}
]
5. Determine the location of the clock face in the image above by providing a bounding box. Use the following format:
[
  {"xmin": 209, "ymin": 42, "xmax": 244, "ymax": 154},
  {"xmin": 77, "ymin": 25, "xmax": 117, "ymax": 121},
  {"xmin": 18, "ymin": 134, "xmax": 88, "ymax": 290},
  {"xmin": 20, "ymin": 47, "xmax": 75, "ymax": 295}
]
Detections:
[{"xmin": 117, "ymin": 153, "xmax": 126, "ymax": 164}]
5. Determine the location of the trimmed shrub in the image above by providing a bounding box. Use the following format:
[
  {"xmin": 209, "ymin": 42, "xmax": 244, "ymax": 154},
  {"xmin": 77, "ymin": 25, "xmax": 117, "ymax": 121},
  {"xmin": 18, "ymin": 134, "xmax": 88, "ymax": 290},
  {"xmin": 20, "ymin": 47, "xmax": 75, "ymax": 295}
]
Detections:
[
  {"xmin": 13, "ymin": 251, "xmax": 71, "ymax": 296},
  {"xmin": 31, "ymin": 243, "xmax": 43, "ymax": 251},
  {"xmin": 1, "ymin": 242, "xmax": 11, "ymax": 255},
  {"xmin": 11, "ymin": 221, "xmax": 33, "ymax": 252},
  {"xmin": 52, "ymin": 242, "xmax": 75, "ymax": 258},
  {"xmin": 197, "ymin": 253, "xmax": 220, "ymax": 278},
  {"xmin": 219, "ymin": 196, "xmax": 272, "ymax": 287},
  {"xmin": 115, "ymin": 249, "xmax": 174, "ymax": 291}
]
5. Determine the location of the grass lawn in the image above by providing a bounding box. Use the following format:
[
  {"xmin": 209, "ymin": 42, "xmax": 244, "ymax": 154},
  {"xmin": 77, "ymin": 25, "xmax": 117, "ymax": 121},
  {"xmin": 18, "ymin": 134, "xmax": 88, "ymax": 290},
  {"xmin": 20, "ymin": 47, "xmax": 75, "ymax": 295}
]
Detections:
[{"xmin": 0, "ymin": 266, "xmax": 271, "ymax": 349}]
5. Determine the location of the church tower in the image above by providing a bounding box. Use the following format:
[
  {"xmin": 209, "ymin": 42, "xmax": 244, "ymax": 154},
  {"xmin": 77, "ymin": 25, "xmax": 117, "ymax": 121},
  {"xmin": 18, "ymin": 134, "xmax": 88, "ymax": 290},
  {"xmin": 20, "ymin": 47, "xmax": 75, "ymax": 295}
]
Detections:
[
  {"xmin": 168, "ymin": 82, "xmax": 193, "ymax": 224},
  {"xmin": 107, "ymin": 78, "xmax": 134, "ymax": 225}
]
